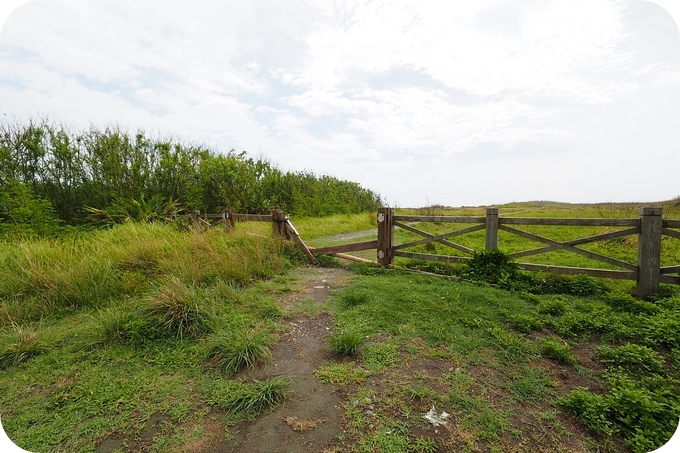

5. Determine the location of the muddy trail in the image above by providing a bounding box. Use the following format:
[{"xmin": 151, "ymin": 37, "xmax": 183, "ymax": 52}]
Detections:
[{"xmin": 219, "ymin": 267, "xmax": 354, "ymax": 453}]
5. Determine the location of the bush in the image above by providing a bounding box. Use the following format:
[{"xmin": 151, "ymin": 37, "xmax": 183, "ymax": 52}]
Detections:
[
  {"xmin": 463, "ymin": 250, "xmax": 520, "ymax": 286},
  {"xmin": 540, "ymin": 338, "xmax": 577, "ymax": 365},
  {"xmin": 598, "ymin": 343, "xmax": 666, "ymax": 375}
]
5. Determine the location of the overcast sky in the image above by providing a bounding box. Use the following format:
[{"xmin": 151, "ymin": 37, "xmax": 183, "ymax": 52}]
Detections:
[{"xmin": 1, "ymin": 0, "xmax": 679, "ymax": 208}]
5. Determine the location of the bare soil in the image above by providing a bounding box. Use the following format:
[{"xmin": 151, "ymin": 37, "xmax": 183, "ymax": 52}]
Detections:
[{"xmin": 207, "ymin": 267, "xmax": 353, "ymax": 453}]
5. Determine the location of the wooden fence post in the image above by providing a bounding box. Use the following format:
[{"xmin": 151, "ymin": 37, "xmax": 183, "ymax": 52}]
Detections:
[
  {"xmin": 377, "ymin": 207, "xmax": 394, "ymax": 266},
  {"xmin": 190, "ymin": 210, "xmax": 201, "ymax": 232},
  {"xmin": 226, "ymin": 209, "xmax": 236, "ymax": 231},
  {"xmin": 272, "ymin": 209, "xmax": 288, "ymax": 238},
  {"xmin": 485, "ymin": 208, "xmax": 499, "ymax": 250},
  {"xmin": 637, "ymin": 207, "xmax": 662, "ymax": 297}
]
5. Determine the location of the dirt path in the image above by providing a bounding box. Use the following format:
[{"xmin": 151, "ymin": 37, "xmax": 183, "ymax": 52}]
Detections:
[{"xmin": 218, "ymin": 267, "xmax": 354, "ymax": 453}]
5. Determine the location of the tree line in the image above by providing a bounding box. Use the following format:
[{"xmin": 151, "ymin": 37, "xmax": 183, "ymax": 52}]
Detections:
[{"xmin": 0, "ymin": 119, "xmax": 381, "ymax": 235}]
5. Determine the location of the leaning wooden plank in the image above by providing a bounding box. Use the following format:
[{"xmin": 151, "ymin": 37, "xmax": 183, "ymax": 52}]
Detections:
[
  {"xmin": 500, "ymin": 218, "xmax": 638, "ymax": 227},
  {"xmin": 393, "ymin": 221, "xmax": 474, "ymax": 254},
  {"xmin": 510, "ymin": 227, "xmax": 639, "ymax": 259},
  {"xmin": 330, "ymin": 253, "xmax": 376, "ymax": 264},
  {"xmin": 499, "ymin": 224, "xmax": 637, "ymax": 271},
  {"xmin": 393, "ymin": 215, "xmax": 485, "ymax": 223},
  {"xmin": 284, "ymin": 220, "xmax": 317, "ymax": 265},
  {"xmin": 393, "ymin": 250, "xmax": 471, "ymax": 264},
  {"xmin": 516, "ymin": 263, "xmax": 637, "ymax": 280},
  {"xmin": 311, "ymin": 240, "xmax": 378, "ymax": 255}
]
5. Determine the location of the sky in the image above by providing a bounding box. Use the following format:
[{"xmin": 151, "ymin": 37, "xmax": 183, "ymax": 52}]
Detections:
[{"xmin": 1, "ymin": 0, "xmax": 680, "ymax": 209}]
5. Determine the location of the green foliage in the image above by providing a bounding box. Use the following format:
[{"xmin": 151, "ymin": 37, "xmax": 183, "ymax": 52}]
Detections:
[
  {"xmin": 0, "ymin": 179, "xmax": 62, "ymax": 237},
  {"xmin": 142, "ymin": 278, "xmax": 212, "ymax": 340},
  {"xmin": 507, "ymin": 313, "xmax": 544, "ymax": 333},
  {"xmin": 205, "ymin": 329, "xmax": 273, "ymax": 374},
  {"xmin": 540, "ymin": 338, "xmax": 577, "ymax": 365},
  {"xmin": 463, "ymin": 249, "xmax": 520, "ymax": 285},
  {"xmin": 204, "ymin": 377, "xmax": 288, "ymax": 420},
  {"xmin": 603, "ymin": 293, "xmax": 661, "ymax": 315},
  {"xmin": 505, "ymin": 366, "xmax": 555, "ymax": 401},
  {"xmin": 339, "ymin": 287, "xmax": 371, "ymax": 307},
  {"xmin": 0, "ymin": 324, "xmax": 55, "ymax": 369},
  {"xmin": 329, "ymin": 329, "xmax": 365, "ymax": 356},
  {"xmin": 641, "ymin": 311, "xmax": 680, "ymax": 348},
  {"xmin": 598, "ymin": 343, "xmax": 666, "ymax": 375},
  {"xmin": 0, "ymin": 119, "xmax": 381, "ymax": 235},
  {"xmin": 560, "ymin": 373, "xmax": 680, "ymax": 453}
]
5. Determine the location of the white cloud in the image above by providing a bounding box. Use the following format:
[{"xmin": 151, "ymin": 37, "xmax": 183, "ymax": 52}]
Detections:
[{"xmin": 1, "ymin": 0, "xmax": 679, "ymax": 207}]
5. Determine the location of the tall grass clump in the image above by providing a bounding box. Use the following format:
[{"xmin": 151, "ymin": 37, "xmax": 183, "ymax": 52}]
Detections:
[
  {"xmin": 204, "ymin": 377, "xmax": 288, "ymax": 421},
  {"xmin": 206, "ymin": 328, "xmax": 273, "ymax": 374},
  {"xmin": 329, "ymin": 329, "xmax": 365, "ymax": 356},
  {"xmin": 142, "ymin": 277, "xmax": 212, "ymax": 340},
  {"xmin": 0, "ymin": 239, "xmax": 124, "ymax": 311},
  {"xmin": 0, "ymin": 324, "xmax": 56, "ymax": 369}
]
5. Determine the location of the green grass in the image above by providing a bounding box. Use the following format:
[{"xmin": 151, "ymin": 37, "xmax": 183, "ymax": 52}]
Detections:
[
  {"xmin": 0, "ymin": 222, "xmax": 298, "ymax": 452},
  {"xmin": 2, "ymin": 202, "xmax": 680, "ymax": 452},
  {"xmin": 322, "ymin": 267, "xmax": 680, "ymax": 452},
  {"xmin": 205, "ymin": 328, "xmax": 273, "ymax": 374}
]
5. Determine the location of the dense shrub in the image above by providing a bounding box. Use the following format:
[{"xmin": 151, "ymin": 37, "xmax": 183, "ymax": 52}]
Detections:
[{"xmin": 0, "ymin": 119, "xmax": 382, "ymax": 235}]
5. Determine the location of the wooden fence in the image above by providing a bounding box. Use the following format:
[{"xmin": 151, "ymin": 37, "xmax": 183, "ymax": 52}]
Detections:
[{"xmin": 312, "ymin": 207, "xmax": 680, "ymax": 297}]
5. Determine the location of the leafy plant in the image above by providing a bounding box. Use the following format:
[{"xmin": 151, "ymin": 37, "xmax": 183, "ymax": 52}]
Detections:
[
  {"xmin": 598, "ymin": 343, "xmax": 666, "ymax": 375},
  {"xmin": 463, "ymin": 249, "xmax": 520, "ymax": 286},
  {"xmin": 540, "ymin": 338, "xmax": 577, "ymax": 365}
]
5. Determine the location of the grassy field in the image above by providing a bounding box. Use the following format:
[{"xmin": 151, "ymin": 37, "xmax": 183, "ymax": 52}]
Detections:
[{"xmin": 1, "ymin": 202, "xmax": 680, "ymax": 452}]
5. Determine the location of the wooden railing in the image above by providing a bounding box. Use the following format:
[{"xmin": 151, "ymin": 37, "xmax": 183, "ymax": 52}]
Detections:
[{"xmin": 307, "ymin": 207, "xmax": 677, "ymax": 297}]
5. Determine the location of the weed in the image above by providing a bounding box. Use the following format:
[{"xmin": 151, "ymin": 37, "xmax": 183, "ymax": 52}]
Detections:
[
  {"xmin": 204, "ymin": 377, "xmax": 288, "ymax": 421},
  {"xmin": 507, "ymin": 313, "xmax": 544, "ymax": 333},
  {"xmin": 339, "ymin": 287, "xmax": 371, "ymax": 307},
  {"xmin": 642, "ymin": 312, "xmax": 680, "ymax": 348},
  {"xmin": 205, "ymin": 328, "xmax": 273, "ymax": 374},
  {"xmin": 540, "ymin": 338, "xmax": 577, "ymax": 365},
  {"xmin": 314, "ymin": 362, "xmax": 369, "ymax": 385},
  {"xmin": 362, "ymin": 342, "xmax": 400, "ymax": 371},
  {"xmin": 559, "ymin": 372, "xmax": 680, "ymax": 453},
  {"xmin": 598, "ymin": 343, "xmax": 666, "ymax": 375},
  {"xmin": 537, "ymin": 298, "xmax": 567, "ymax": 316},
  {"xmin": 505, "ymin": 366, "xmax": 555, "ymax": 402},
  {"xmin": 143, "ymin": 278, "xmax": 211, "ymax": 340},
  {"xmin": 328, "ymin": 329, "xmax": 364, "ymax": 356},
  {"xmin": 0, "ymin": 324, "xmax": 54, "ymax": 369},
  {"xmin": 463, "ymin": 249, "xmax": 520, "ymax": 286}
]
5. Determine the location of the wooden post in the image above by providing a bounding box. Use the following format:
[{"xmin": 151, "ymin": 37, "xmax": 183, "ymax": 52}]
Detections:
[
  {"xmin": 190, "ymin": 210, "xmax": 201, "ymax": 232},
  {"xmin": 226, "ymin": 209, "xmax": 236, "ymax": 231},
  {"xmin": 377, "ymin": 207, "xmax": 394, "ymax": 266},
  {"xmin": 272, "ymin": 209, "xmax": 288, "ymax": 238},
  {"xmin": 485, "ymin": 208, "xmax": 499, "ymax": 250},
  {"xmin": 637, "ymin": 207, "xmax": 662, "ymax": 297}
]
